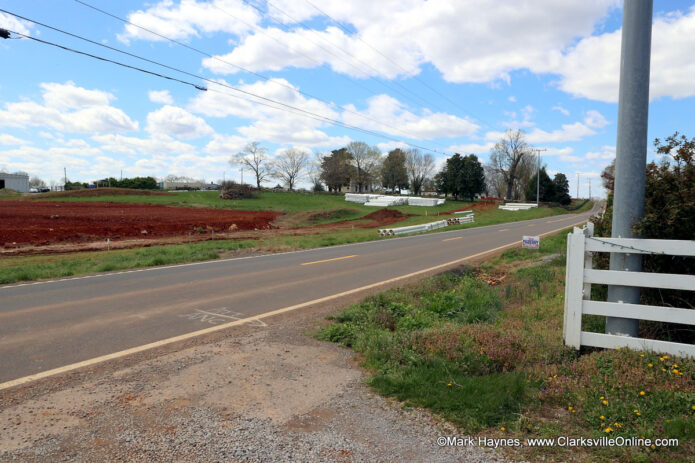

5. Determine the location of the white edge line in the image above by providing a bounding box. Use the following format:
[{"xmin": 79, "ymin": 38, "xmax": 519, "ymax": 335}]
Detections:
[
  {"xmin": 0, "ymin": 210, "xmax": 593, "ymax": 290},
  {"xmin": 0, "ymin": 219, "xmax": 587, "ymax": 392}
]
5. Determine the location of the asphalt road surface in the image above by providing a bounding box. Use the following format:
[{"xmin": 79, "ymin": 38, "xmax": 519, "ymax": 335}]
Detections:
[{"xmin": 0, "ymin": 207, "xmax": 597, "ymax": 385}]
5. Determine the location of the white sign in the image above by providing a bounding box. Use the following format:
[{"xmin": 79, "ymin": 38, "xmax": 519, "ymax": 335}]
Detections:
[{"xmin": 522, "ymin": 235, "xmax": 540, "ymax": 249}]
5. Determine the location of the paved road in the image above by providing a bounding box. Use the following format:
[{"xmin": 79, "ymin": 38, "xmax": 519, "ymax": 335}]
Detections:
[{"xmin": 0, "ymin": 207, "xmax": 596, "ymax": 384}]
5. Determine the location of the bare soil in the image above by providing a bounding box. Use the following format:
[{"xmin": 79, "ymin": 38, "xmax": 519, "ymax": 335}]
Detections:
[{"xmin": 0, "ymin": 201, "xmax": 281, "ymax": 247}]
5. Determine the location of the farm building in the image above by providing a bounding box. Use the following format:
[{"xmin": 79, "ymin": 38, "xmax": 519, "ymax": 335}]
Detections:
[{"xmin": 0, "ymin": 172, "xmax": 29, "ymax": 193}]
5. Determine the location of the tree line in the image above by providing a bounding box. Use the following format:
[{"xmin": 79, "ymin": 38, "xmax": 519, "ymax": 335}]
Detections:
[{"xmin": 231, "ymin": 129, "xmax": 571, "ymax": 204}]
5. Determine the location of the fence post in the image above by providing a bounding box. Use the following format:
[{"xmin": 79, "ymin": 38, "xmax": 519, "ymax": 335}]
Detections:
[{"xmin": 564, "ymin": 227, "xmax": 586, "ymax": 349}]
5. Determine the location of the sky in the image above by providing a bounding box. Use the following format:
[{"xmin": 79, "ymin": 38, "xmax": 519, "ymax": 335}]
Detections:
[{"xmin": 1, "ymin": 0, "xmax": 694, "ymax": 197}]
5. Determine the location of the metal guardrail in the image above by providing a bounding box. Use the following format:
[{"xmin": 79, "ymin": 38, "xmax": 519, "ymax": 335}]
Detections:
[
  {"xmin": 378, "ymin": 214, "xmax": 474, "ymax": 236},
  {"xmin": 563, "ymin": 223, "xmax": 695, "ymax": 357}
]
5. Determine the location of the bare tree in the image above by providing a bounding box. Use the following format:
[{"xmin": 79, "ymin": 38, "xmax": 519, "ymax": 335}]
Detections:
[
  {"xmin": 405, "ymin": 148, "xmax": 435, "ymax": 195},
  {"xmin": 29, "ymin": 176, "xmax": 47, "ymax": 189},
  {"xmin": 346, "ymin": 141, "xmax": 382, "ymax": 192},
  {"xmin": 273, "ymin": 148, "xmax": 309, "ymax": 191},
  {"xmin": 230, "ymin": 141, "xmax": 273, "ymax": 189},
  {"xmin": 488, "ymin": 129, "xmax": 533, "ymax": 200}
]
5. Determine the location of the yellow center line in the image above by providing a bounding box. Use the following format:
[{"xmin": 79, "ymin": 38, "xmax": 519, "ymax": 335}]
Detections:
[
  {"xmin": 301, "ymin": 255, "xmax": 358, "ymax": 266},
  {"xmin": 442, "ymin": 236, "xmax": 463, "ymax": 242},
  {"xmin": 528, "ymin": 224, "xmax": 535, "ymax": 227},
  {"xmin": 546, "ymin": 218, "xmax": 570, "ymax": 223},
  {"xmin": 498, "ymin": 228, "xmax": 510, "ymax": 232}
]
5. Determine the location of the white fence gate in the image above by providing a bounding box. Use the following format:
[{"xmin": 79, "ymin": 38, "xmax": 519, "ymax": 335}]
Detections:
[{"xmin": 563, "ymin": 223, "xmax": 695, "ymax": 357}]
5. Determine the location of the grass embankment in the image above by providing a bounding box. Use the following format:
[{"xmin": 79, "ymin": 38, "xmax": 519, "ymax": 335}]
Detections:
[{"xmin": 317, "ymin": 230, "xmax": 695, "ymax": 462}]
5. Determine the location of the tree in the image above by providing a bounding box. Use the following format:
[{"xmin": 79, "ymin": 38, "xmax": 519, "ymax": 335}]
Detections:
[
  {"xmin": 552, "ymin": 173, "xmax": 571, "ymax": 205},
  {"xmin": 524, "ymin": 167, "xmax": 555, "ymax": 202},
  {"xmin": 29, "ymin": 176, "xmax": 46, "ymax": 189},
  {"xmin": 319, "ymin": 148, "xmax": 354, "ymax": 193},
  {"xmin": 488, "ymin": 129, "xmax": 533, "ymax": 200},
  {"xmin": 405, "ymin": 149, "xmax": 435, "ymax": 195},
  {"xmin": 380, "ymin": 148, "xmax": 409, "ymax": 192},
  {"xmin": 459, "ymin": 154, "xmax": 486, "ymax": 200},
  {"xmin": 230, "ymin": 141, "xmax": 273, "ymax": 189},
  {"xmin": 346, "ymin": 141, "xmax": 382, "ymax": 192},
  {"xmin": 272, "ymin": 148, "xmax": 309, "ymax": 191}
]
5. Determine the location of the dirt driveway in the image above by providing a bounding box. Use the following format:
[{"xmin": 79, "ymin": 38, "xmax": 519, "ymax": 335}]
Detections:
[{"xmin": 0, "ymin": 296, "xmax": 511, "ymax": 463}]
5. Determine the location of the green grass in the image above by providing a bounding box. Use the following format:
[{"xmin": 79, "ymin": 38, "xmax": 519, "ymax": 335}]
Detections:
[
  {"xmin": 0, "ymin": 240, "xmax": 256, "ymax": 284},
  {"xmin": 316, "ymin": 227, "xmax": 695, "ymax": 462}
]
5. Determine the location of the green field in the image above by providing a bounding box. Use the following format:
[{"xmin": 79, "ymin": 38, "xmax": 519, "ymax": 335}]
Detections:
[{"xmin": 0, "ymin": 190, "xmax": 593, "ymax": 284}]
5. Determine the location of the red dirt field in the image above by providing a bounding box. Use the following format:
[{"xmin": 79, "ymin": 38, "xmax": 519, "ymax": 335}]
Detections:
[{"xmin": 0, "ymin": 201, "xmax": 281, "ymax": 247}]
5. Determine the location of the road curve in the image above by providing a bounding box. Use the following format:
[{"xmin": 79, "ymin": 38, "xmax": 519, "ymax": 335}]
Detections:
[{"xmin": 0, "ymin": 206, "xmax": 597, "ymax": 385}]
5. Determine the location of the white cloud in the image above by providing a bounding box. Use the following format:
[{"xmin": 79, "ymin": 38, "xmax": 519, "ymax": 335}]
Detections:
[
  {"xmin": 502, "ymin": 105, "xmax": 535, "ymax": 128},
  {"xmin": 92, "ymin": 134, "xmax": 197, "ymax": 156},
  {"xmin": 0, "ymin": 134, "xmax": 30, "ymax": 146},
  {"xmin": 149, "ymin": 90, "xmax": 174, "ymax": 105},
  {"xmin": 552, "ymin": 105, "xmax": 570, "ymax": 116},
  {"xmin": 508, "ymin": 96, "xmax": 517, "ymax": 102},
  {"xmin": 585, "ymin": 145, "xmax": 616, "ymax": 160},
  {"xmin": 0, "ymin": 82, "xmax": 138, "ymax": 134},
  {"xmin": 376, "ymin": 141, "xmax": 409, "ymax": 152},
  {"xmin": 146, "ymin": 105, "xmax": 214, "ymax": 139},
  {"xmin": 118, "ymin": 0, "xmax": 260, "ymax": 43},
  {"xmin": 40, "ymin": 81, "xmax": 114, "ymax": 110},
  {"xmin": 446, "ymin": 142, "xmax": 495, "ymax": 156},
  {"xmin": 343, "ymin": 94, "xmax": 479, "ymax": 140},
  {"xmin": 0, "ymin": 12, "xmax": 33, "ymax": 36},
  {"xmin": 493, "ymin": 110, "xmax": 609, "ymax": 144},
  {"xmin": 555, "ymin": 7, "xmax": 695, "ymax": 102},
  {"xmin": 199, "ymin": 0, "xmax": 616, "ymax": 84},
  {"xmin": 190, "ymin": 78, "xmax": 348, "ymax": 147}
]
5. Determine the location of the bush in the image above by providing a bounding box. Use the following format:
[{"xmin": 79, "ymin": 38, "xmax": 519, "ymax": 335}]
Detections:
[
  {"xmin": 219, "ymin": 181, "xmax": 258, "ymax": 200},
  {"xmin": 592, "ymin": 132, "xmax": 695, "ymax": 342}
]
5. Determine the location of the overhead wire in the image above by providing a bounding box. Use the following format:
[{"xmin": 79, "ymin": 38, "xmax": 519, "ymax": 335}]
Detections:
[{"xmin": 0, "ymin": 19, "xmax": 441, "ymax": 153}]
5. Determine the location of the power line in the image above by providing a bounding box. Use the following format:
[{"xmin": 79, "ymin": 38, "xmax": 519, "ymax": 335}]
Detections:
[
  {"xmin": 1, "ymin": 25, "xmax": 441, "ymax": 154},
  {"xmin": 68, "ymin": 1, "xmax": 450, "ymax": 149},
  {"xmin": 4, "ymin": 28, "xmax": 208, "ymax": 92},
  {"xmin": 302, "ymin": 0, "xmax": 470, "ymax": 115}
]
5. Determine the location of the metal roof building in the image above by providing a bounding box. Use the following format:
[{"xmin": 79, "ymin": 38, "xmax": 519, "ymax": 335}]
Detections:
[{"xmin": 0, "ymin": 172, "xmax": 30, "ymax": 193}]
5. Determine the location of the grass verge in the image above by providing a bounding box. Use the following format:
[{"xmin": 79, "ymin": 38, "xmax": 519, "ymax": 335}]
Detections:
[{"xmin": 316, "ymin": 229, "xmax": 695, "ymax": 462}]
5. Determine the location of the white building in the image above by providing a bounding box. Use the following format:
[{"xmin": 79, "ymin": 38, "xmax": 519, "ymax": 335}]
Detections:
[{"xmin": 0, "ymin": 172, "xmax": 29, "ymax": 193}]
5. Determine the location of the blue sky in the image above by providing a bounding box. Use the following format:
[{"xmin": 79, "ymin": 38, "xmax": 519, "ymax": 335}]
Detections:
[{"xmin": 1, "ymin": 0, "xmax": 694, "ymax": 196}]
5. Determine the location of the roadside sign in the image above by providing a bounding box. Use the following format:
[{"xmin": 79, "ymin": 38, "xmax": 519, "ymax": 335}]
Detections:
[{"xmin": 522, "ymin": 235, "xmax": 540, "ymax": 249}]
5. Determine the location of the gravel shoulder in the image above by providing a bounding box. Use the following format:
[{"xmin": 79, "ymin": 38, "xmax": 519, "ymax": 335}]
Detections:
[{"xmin": 0, "ymin": 294, "xmax": 512, "ymax": 462}]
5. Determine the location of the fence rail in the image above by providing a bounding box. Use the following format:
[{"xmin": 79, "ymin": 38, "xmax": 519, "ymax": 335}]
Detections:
[{"xmin": 563, "ymin": 223, "xmax": 695, "ymax": 358}]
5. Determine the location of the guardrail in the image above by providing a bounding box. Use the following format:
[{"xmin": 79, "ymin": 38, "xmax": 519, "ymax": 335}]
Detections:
[
  {"xmin": 499, "ymin": 202, "xmax": 538, "ymax": 211},
  {"xmin": 563, "ymin": 223, "xmax": 695, "ymax": 357},
  {"xmin": 378, "ymin": 214, "xmax": 474, "ymax": 236},
  {"xmin": 378, "ymin": 219, "xmax": 449, "ymax": 236}
]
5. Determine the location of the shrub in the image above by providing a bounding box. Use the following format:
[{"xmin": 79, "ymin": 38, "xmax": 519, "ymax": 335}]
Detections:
[{"xmin": 219, "ymin": 181, "xmax": 258, "ymax": 199}]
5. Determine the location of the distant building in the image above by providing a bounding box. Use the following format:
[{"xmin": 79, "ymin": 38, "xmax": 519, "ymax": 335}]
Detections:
[
  {"xmin": 0, "ymin": 172, "xmax": 29, "ymax": 193},
  {"xmin": 161, "ymin": 180, "xmax": 205, "ymax": 190}
]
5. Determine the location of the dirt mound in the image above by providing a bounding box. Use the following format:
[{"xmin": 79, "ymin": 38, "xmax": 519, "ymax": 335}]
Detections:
[
  {"xmin": 320, "ymin": 208, "xmax": 411, "ymax": 229},
  {"xmin": 32, "ymin": 188, "xmax": 175, "ymax": 199},
  {"xmin": 445, "ymin": 200, "xmax": 498, "ymax": 215},
  {"xmin": 0, "ymin": 201, "xmax": 281, "ymax": 246}
]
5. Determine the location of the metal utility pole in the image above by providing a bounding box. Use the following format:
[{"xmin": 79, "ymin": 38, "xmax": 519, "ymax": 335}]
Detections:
[
  {"xmin": 588, "ymin": 178, "xmax": 592, "ymax": 199},
  {"xmin": 240, "ymin": 168, "xmax": 244, "ymax": 184},
  {"xmin": 606, "ymin": 0, "xmax": 653, "ymax": 337},
  {"xmin": 64, "ymin": 167, "xmax": 67, "ymax": 190},
  {"xmin": 576, "ymin": 173, "xmax": 580, "ymax": 199},
  {"xmin": 534, "ymin": 148, "xmax": 547, "ymax": 205}
]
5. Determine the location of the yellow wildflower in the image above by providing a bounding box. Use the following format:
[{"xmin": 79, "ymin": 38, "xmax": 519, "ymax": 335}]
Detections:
[
  {"xmin": 604, "ymin": 427, "xmax": 613, "ymax": 433},
  {"xmin": 600, "ymin": 415, "xmax": 605, "ymax": 420},
  {"xmin": 640, "ymin": 391, "xmax": 646, "ymax": 396},
  {"xmin": 648, "ymin": 363, "xmax": 653, "ymax": 367},
  {"xmin": 500, "ymin": 427, "xmax": 505, "ymax": 431},
  {"xmin": 602, "ymin": 400, "xmax": 608, "ymax": 405}
]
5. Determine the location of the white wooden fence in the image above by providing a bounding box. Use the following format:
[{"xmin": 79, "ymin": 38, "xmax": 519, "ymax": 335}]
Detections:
[{"xmin": 564, "ymin": 223, "xmax": 695, "ymax": 357}]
